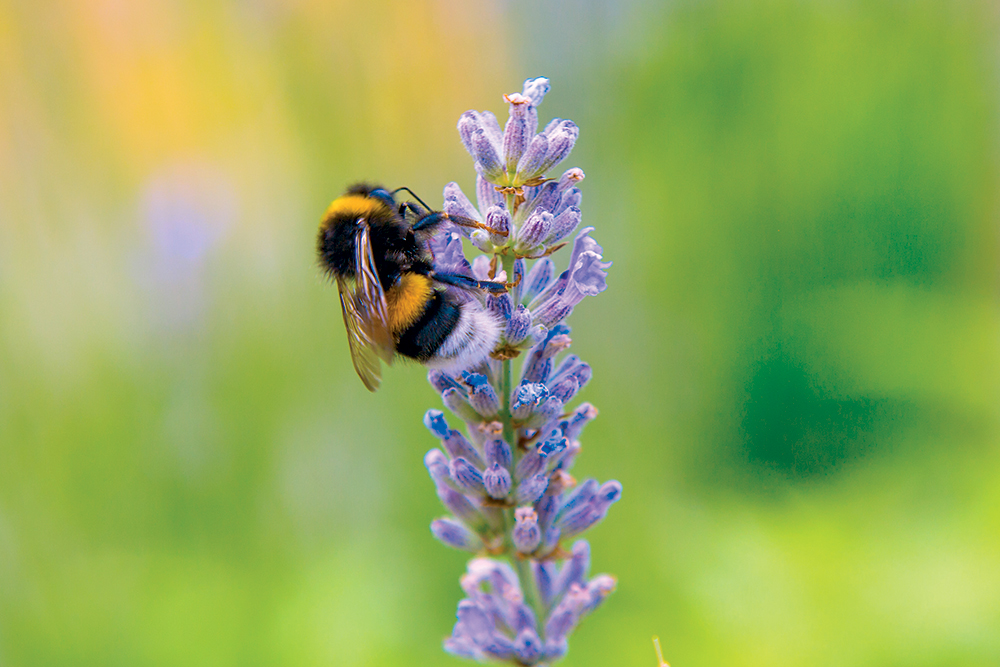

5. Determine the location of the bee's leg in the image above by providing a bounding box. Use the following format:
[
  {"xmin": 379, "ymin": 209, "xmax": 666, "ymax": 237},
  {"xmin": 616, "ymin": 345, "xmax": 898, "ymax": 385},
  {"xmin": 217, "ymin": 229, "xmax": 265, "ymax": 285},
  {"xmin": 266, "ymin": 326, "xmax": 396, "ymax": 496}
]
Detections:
[
  {"xmin": 432, "ymin": 272, "xmax": 509, "ymax": 294},
  {"xmin": 410, "ymin": 211, "xmax": 449, "ymax": 233},
  {"xmin": 412, "ymin": 212, "xmax": 509, "ymax": 238}
]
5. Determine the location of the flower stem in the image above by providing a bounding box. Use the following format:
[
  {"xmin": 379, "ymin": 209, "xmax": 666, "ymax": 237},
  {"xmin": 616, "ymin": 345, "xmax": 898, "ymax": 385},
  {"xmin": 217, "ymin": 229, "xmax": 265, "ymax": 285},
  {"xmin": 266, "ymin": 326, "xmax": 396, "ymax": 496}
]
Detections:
[{"xmin": 496, "ymin": 248, "xmax": 545, "ymax": 628}]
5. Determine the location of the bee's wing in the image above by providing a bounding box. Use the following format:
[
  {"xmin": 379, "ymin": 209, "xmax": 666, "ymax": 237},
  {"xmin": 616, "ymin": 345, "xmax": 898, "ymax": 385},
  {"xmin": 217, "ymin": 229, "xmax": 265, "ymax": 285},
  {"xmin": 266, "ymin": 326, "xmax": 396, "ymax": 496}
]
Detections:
[
  {"xmin": 354, "ymin": 222, "xmax": 395, "ymax": 363},
  {"xmin": 336, "ymin": 222, "xmax": 394, "ymax": 392}
]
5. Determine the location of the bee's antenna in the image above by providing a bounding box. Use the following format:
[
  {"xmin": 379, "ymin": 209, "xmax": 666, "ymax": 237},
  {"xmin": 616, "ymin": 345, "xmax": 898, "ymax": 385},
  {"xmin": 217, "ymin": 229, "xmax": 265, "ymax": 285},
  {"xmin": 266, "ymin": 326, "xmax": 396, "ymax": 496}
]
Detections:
[{"xmin": 391, "ymin": 186, "xmax": 434, "ymax": 213}]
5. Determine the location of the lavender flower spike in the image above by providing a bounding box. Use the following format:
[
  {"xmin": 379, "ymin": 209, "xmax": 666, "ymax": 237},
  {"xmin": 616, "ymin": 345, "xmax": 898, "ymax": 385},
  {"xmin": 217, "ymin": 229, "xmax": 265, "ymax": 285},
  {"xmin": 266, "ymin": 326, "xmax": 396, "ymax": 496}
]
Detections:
[
  {"xmin": 423, "ymin": 78, "xmax": 618, "ymax": 665},
  {"xmin": 446, "ymin": 546, "xmax": 615, "ymax": 664}
]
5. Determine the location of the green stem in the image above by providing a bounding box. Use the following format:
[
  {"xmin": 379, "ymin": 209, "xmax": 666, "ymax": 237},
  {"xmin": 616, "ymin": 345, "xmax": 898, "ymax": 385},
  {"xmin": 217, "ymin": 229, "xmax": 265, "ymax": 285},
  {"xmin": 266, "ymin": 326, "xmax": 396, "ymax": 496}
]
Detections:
[{"xmin": 493, "ymin": 191, "xmax": 546, "ymax": 630}]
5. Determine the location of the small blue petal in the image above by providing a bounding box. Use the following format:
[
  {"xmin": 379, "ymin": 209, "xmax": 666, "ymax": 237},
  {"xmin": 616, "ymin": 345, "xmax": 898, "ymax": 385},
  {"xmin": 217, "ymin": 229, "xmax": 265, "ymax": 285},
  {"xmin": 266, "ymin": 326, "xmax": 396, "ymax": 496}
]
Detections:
[
  {"xmin": 521, "ymin": 77, "xmax": 551, "ymax": 106},
  {"xmin": 423, "ymin": 409, "xmax": 451, "ymax": 439}
]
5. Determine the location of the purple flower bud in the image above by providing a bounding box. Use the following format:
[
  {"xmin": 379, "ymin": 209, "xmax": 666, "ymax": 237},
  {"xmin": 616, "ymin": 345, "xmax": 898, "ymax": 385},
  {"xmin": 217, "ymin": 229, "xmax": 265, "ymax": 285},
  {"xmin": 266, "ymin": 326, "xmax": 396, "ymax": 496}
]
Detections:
[
  {"xmin": 468, "ymin": 419, "xmax": 503, "ymax": 448},
  {"xmin": 533, "ymin": 560, "xmax": 557, "ymax": 607},
  {"xmin": 550, "ymin": 375, "xmax": 580, "ymax": 405},
  {"xmin": 481, "ymin": 442, "xmax": 509, "ymax": 477},
  {"xmin": 530, "ymin": 228, "xmax": 611, "ymax": 328},
  {"xmin": 512, "ymin": 507, "xmax": 542, "ymax": 553},
  {"xmin": 443, "ymin": 636, "xmax": 478, "ymax": 660},
  {"xmin": 535, "ymin": 489, "xmax": 561, "ymax": 532},
  {"xmin": 544, "ymin": 583, "xmax": 587, "ymax": 642},
  {"xmin": 557, "ymin": 480, "xmax": 622, "ymax": 538},
  {"xmin": 516, "ymin": 472, "xmax": 549, "ymax": 504},
  {"xmin": 469, "ymin": 229, "xmax": 494, "ymax": 253},
  {"xmin": 457, "ymin": 111, "xmax": 481, "ymax": 154},
  {"xmin": 539, "ymin": 524, "xmax": 561, "ymax": 556},
  {"xmin": 503, "ymin": 92, "xmax": 538, "ymax": 173},
  {"xmin": 517, "ymin": 211, "xmax": 553, "ymax": 251},
  {"xmin": 551, "ymin": 354, "xmax": 588, "ymax": 383},
  {"xmin": 505, "ymin": 305, "xmax": 532, "ymax": 345},
  {"xmin": 514, "ymin": 628, "xmax": 543, "ymax": 664},
  {"xmin": 483, "ymin": 462, "xmax": 512, "ymax": 499},
  {"xmin": 555, "ymin": 187, "xmax": 583, "ymax": 216},
  {"xmin": 554, "ymin": 540, "xmax": 590, "ymax": 600},
  {"xmin": 522, "ymin": 77, "xmax": 550, "ymax": 106},
  {"xmin": 423, "ymin": 409, "xmax": 451, "ymax": 439},
  {"xmin": 557, "ymin": 167, "xmax": 585, "ymax": 191},
  {"xmin": 443, "ymin": 387, "xmax": 483, "ymax": 424},
  {"xmin": 432, "ymin": 517, "xmax": 483, "ymax": 552},
  {"xmin": 486, "ymin": 293, "xmax": 513, "ymax": 322},
  {"xmin": 543, "ymin": 120, "xmax": 579, "ymax": 165},
  {"xmin": 511, "ymin": 382, "xmax": 549, "ymax": 421},
  {"xmin": 430, "ymin": 231, "xmax": 474, "ymax": 276},
  {"xmin": 425, "ymin": 448, "xmax": 456, "ymax": 490},
  {"xmin": 567, "ymin": 227, "xmax": 610, "ymax": 292},
  {"xmin": 450, "ymin": 457, "xmax": 487, "ymax": 496},
  {"xmin": 458, "ymin": 111, "xmax": 504, "ymax": 181},
  {"xmin": 547, "ymin": 469, "xmax": 576, "ymax": 497},
  {"xmin": 443, "ymin": 181, "xmax": 481, "ymax": 219},
  {"xmin": 528, "ymin": 270, "xmax": 567, "ymax": 312},
  {"xmin": 521, "ymin": 324, "xmax": 571, "ymax": 384},
  {"xmin": 443, "ymin": 429, "xmax": 485, "ymax": 469},
  {"xmin": 428, "ymin": 369, "xmax": 461, "ymax": 394},
  {"xmin": 521, "ymin": 258, "xmax": 555, "ymax": 306},
  {"xmin": 522, "ymin": 396, "xmax": 563, "ymax": 429},
  {"xmin": 463, "ymin": 372, "xmax": 501, "ymax": 417},
  {"xmin": 544, "ymin": 206, "xmax": 581, "ymax": 245},
  {"xmin": 514, "ymin": 429, "xmax": 567, "ymax": 479},
  {"xmin": 455, "ymin": 597, "xmax": 494, "ymax": 639},
  {"xmin": 515, "ymin": 134, "xmax": 549, "ymax": 182},
  {"xmin": 539, "ymin": 435, "xmax": 570, "ymax": 471},
  {"xmin": 584, "ymin": 575, "xmax": 617, "ymax": 613},
  {"xmin": 519, "ymin": 180, "xmax": 559, "ymax": 223},
  {"xmin": 438, "ymin": 486, "xmax": 487, "ymax": 532},
  {"xmin": 477, "ymin": 174, "xmax": 502, "ymax": 213},
  {"xmin": 471, "ymin": 129, "xmax": 504, "ymax": 181},
  {"xmin": 482, "ymin": 637, "xmax": 517, "ymax": 661},
  {"xmin": 514, "ymin": 443, "xmax": 545, "ymax": 481},
  {"xmin": 550, "ymin": 360, "xmax": 592, "ymax": 404},
  {"xmin": 557, "ymin": 478, "xmax": 599, "ymax": 521},
  {"xmin": 518, "ymin": 119, "xmax": 578, "ymax": 182},
  {"xmin": 545, "ymin": 639, "xmax": 569, "ymax": 662},
  {"xmin": 560, "ymin": 402, "xmax": 598, "ymax": 441},
  {"xmin": 508, "ymin": 600, "xmax": 537, "ymax": 634},
  {"xmin": 533, "ymin": 300, "xmax": 573, "ymax": 329},
  {"xmin": 484, "ymin": 205, "xmax": 510, "ymax": 245}
]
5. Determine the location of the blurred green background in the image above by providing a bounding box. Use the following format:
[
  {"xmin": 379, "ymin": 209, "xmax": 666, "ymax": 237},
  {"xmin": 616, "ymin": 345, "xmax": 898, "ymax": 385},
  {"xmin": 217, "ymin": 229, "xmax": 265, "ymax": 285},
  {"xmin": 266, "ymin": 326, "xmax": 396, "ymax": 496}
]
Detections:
[{"xmin": 2, "ymin": 0, "xmax": 999, "ymax": 665}]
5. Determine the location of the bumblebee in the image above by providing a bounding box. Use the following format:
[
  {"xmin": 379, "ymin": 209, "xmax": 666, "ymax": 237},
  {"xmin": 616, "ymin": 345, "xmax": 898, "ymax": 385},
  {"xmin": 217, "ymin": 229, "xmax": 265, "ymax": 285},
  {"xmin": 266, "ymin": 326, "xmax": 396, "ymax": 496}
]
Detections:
[{"xmin": 317, "ymin": 183, "xmax": 507, "ymax": 391}]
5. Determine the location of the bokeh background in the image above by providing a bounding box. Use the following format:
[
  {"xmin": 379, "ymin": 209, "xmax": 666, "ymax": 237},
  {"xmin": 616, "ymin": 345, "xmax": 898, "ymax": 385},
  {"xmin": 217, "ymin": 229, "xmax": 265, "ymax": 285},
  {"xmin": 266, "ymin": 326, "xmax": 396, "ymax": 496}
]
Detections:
[{"xmin": 2, "ymin": 0, "xmax": 999, "ymax": 665}]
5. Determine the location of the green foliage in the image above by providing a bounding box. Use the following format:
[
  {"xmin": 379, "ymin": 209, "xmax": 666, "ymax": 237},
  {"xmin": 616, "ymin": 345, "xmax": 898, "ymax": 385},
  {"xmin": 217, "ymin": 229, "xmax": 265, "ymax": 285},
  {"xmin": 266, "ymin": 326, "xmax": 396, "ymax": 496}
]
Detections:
[{"xmin": 1, "ymin": 0, "xmax": 998, "ymax": 665}]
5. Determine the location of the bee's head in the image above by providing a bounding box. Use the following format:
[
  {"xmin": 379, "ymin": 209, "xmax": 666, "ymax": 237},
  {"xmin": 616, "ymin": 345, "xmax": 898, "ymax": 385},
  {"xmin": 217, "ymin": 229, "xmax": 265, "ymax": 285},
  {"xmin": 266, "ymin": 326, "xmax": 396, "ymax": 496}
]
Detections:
[{"xmin": 345, "ymin": 182, "xmax": 396, "ymax": 210}]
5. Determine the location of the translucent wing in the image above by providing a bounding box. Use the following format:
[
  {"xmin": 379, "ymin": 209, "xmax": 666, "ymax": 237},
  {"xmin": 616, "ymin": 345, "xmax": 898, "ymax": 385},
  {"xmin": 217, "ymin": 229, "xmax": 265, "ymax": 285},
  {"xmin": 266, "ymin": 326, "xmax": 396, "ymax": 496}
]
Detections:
[
  {"xmin": 336, "ymin": 222, "xmax": 394, "ymax": 392},
  {"xmin": 354, "ymin": 223, "xmax": 394, "ymax": 362}
]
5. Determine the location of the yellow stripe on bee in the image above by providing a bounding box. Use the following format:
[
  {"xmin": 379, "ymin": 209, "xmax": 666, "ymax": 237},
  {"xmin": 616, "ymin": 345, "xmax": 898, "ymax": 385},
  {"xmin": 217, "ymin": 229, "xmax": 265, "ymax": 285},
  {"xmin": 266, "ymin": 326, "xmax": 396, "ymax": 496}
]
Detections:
[
  {"xmin": 386, "ymin": 273, "xmax": 433, "ymax": 334},
  {"xmin": 323, "ymin": 194, "xmax": 390, "ymax": 222}
]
